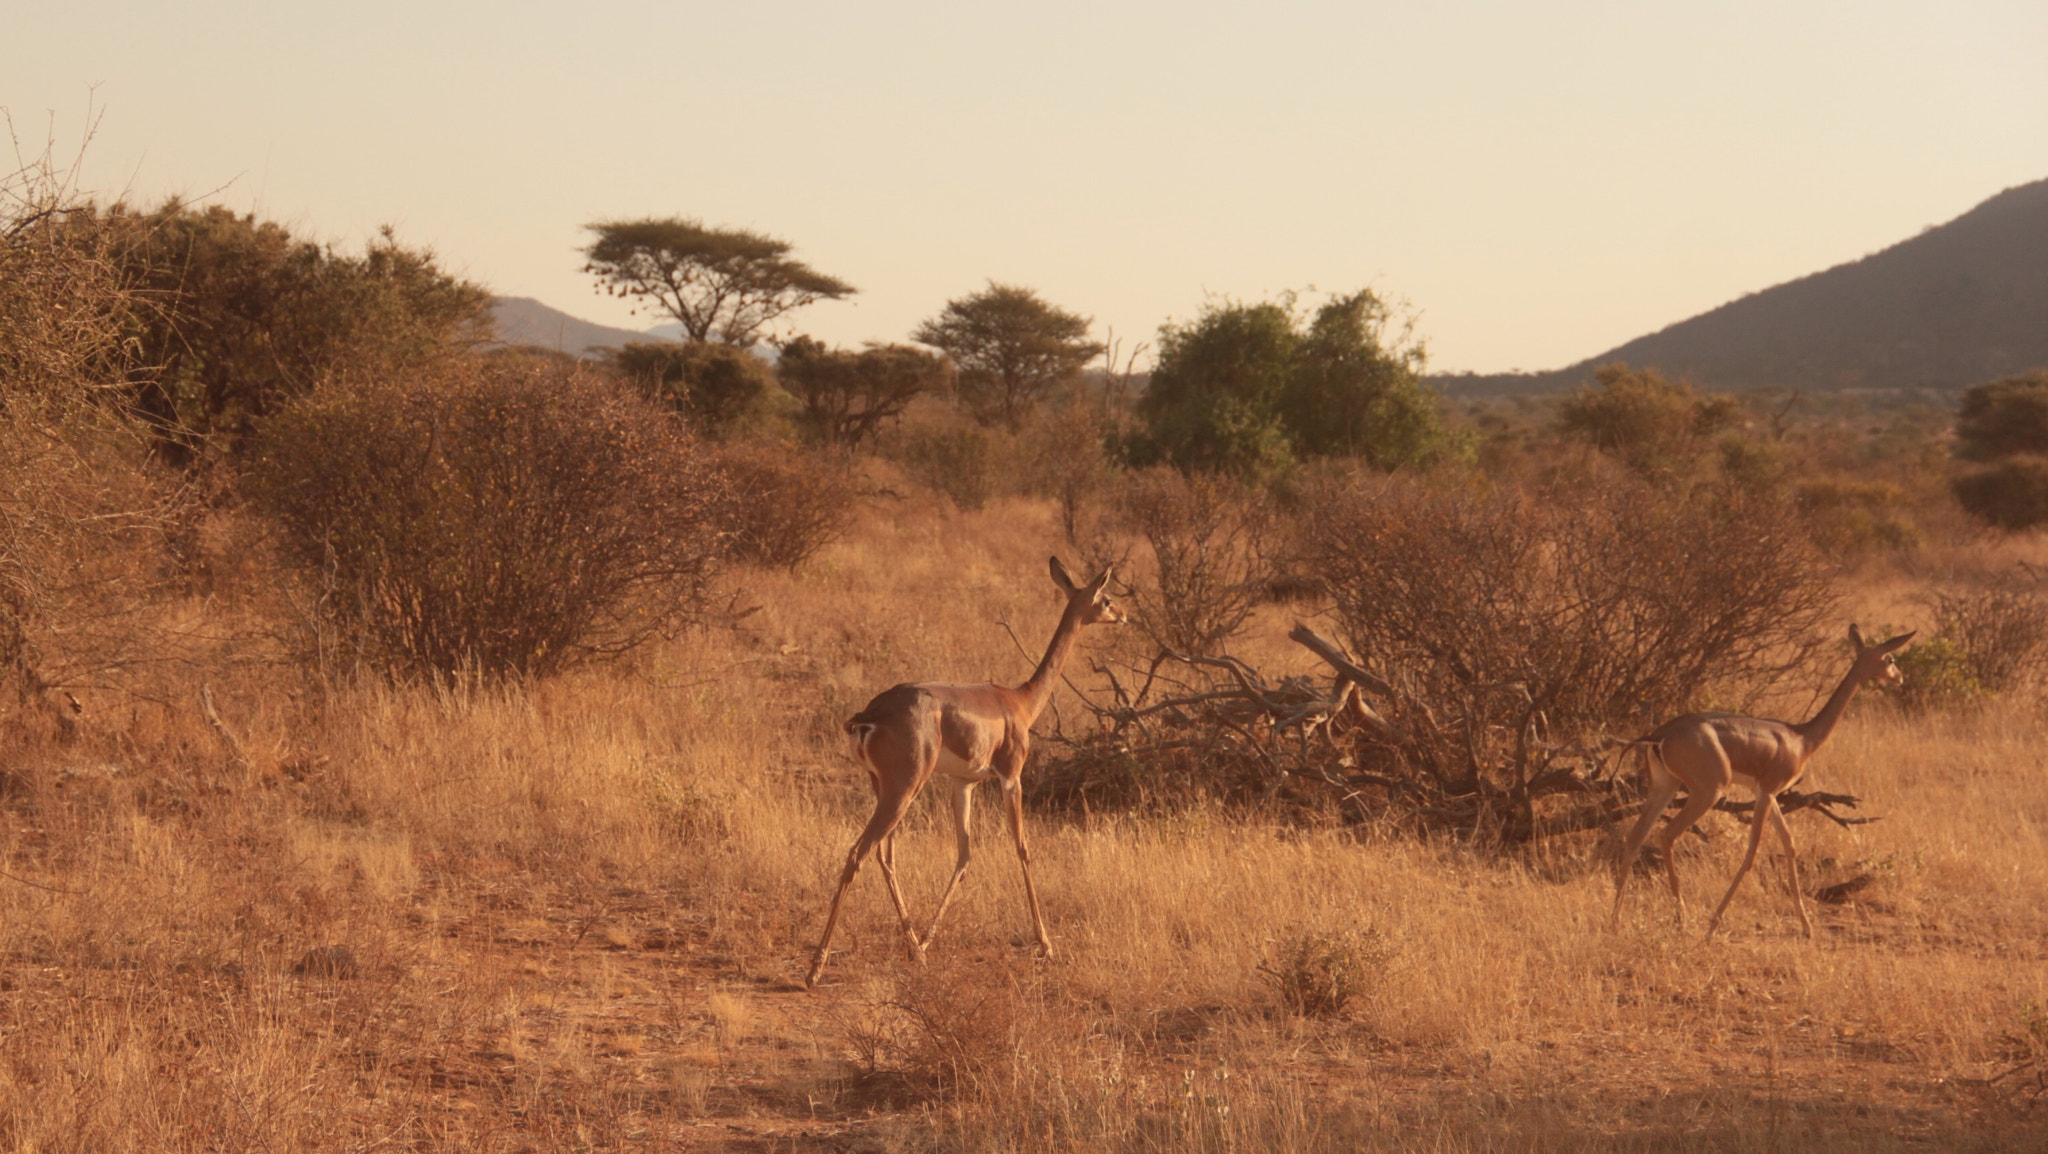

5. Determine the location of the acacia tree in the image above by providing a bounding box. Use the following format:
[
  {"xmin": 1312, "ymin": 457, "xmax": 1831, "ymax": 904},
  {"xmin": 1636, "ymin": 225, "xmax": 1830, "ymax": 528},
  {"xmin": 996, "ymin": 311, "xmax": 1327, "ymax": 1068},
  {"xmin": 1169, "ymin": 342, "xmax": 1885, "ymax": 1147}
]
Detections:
[
  {"xmin": 583, "ymin": 217, "xmax": 854, "ymax": 346},
  {"xmin": 913, "ymin": 282, "xmax": 1103, "ymax": 427}
]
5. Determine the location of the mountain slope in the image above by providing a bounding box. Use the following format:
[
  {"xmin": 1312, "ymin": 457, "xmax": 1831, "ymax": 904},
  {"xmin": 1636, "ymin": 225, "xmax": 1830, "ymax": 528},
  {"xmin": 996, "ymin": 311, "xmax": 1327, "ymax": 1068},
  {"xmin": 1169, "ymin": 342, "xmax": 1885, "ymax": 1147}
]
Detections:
[
  {"xmin": 1439, "ymin": 179, "xmax": 2048, "ymax": 396},
  {"xmin": 488, "ymin": 296, "xmax": 666, "ymax": 356}
]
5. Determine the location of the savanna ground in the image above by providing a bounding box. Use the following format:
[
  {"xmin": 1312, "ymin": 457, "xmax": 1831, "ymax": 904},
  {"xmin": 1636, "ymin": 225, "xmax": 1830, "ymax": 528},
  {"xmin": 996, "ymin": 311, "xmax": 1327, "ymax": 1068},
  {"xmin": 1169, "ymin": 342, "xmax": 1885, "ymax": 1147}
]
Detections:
[{"xmin": 3, "ymin": 490, "xmax": 2045, "ymax": 1153}]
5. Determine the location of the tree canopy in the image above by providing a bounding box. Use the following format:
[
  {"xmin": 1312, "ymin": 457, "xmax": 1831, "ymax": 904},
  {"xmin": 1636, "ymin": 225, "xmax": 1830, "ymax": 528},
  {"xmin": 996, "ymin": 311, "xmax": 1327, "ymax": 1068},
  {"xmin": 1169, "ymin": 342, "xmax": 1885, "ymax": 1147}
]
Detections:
[
  {"xmin": 777, "ymin": 337, "xmax": 950, "ymax": 447},
  {"xmin": 1133, "ymin": 291, "xmax": 1448, "ymax": 475},
  {"xmin": 1954, "ymin": 369, "xmax": 2048, "ymax": 462},
  {"xmin": 913, "ymin": 282, "xmax": 1103, "ymax": 427},
  {"xmin": 583, "ymin": 218, "xmax": 854, "ymax": 347}
]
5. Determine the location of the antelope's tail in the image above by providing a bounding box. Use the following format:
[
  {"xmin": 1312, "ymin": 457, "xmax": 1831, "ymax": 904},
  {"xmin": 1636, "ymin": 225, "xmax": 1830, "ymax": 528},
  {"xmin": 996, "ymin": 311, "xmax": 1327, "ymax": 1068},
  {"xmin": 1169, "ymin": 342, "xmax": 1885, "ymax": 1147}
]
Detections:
[{"xmin": 845, "ymin": 718, "xmax": 879, "ymax": 766}]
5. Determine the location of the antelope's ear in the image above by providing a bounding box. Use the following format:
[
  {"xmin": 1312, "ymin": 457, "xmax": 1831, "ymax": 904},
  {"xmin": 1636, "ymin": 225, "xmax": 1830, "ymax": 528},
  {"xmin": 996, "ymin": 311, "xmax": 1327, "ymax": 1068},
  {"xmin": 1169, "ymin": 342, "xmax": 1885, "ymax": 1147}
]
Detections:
[
  {"xmin": 1086, "ymin": 564, "xmax": 1114, "ymax": 594},
  {"xmin": 1847, "ymin": 623, "xmax": 1867, "ymax": 651},
  {"xmin": 1879, "ymin": 630, "xmax": 1917, "ymax": 654},
  {"xmin": 1049, "ymin": 555, "xmax": 1079, "ymax": 593}
]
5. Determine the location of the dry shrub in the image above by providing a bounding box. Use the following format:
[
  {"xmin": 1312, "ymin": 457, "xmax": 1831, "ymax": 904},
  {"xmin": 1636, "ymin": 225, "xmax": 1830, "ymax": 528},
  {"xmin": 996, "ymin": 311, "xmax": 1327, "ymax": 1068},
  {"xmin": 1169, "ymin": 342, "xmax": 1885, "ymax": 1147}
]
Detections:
[
  {"xmin": 1302, "ymin": 476, "xmax": 1836, "ymax": 797},
  {"xmin": 890, "ymin": 962, "xmax": 1029, "ymax": 1097},
  {"xmin": 1013, "ymin": 393, "xmax": 1127, "ymax": 547},
  {"xmin": 890, "ymin": 416, "xmax": 1002, "ymax": 511},
  {"xmin": 1258, "ymin": 924, "xmax": 1395, "ymax": 1018},
  {"xmin": 253, "ymin": 359, "xmax": 724, "ymax": 679},
  {"xmin": 1932, "ymin": 581, "xmax": 2048, "ymax": 693},
  {"xmin": 0, "ymin": 131, "xmax": 184, "ymax": 720},
  {"xmin": 712, "ymin": 441, "xmax": 860, "ymax": 569},
  {"xmin": 1119, "ymin": 469, "xmax": 1272, "ymax": 656},
  {"xmin": 1892, "ymin": 576, "xmax": 2048, "ymax": 710},
  {"xmin": 1794, "ymin": 476, "xmax": 1921, "ymax": 556}
]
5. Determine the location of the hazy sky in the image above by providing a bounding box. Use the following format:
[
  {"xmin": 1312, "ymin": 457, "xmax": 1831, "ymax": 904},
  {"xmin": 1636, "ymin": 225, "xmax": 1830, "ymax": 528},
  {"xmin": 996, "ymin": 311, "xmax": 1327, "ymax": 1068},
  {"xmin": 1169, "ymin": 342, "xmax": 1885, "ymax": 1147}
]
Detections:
[{"xmin": 6, "ymin": 1, "xmax": 2045, "ymax": 373}]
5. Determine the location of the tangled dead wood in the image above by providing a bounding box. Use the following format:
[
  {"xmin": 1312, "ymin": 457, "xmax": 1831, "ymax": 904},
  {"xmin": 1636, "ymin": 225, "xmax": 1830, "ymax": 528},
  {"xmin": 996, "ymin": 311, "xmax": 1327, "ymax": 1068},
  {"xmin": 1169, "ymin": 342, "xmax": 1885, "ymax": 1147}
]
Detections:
[{"xmin": 1035, "ymin": 623, "xmax": 1874, "ymax": 843}]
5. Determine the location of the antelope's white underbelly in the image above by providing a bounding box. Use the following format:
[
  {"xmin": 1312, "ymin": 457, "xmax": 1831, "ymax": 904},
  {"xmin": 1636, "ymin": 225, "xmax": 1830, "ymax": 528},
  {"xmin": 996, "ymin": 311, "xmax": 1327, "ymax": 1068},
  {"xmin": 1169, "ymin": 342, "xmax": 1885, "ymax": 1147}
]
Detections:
[{"xmin": 935, "ymin": 745, "xmax": 996, "ymax": 781}]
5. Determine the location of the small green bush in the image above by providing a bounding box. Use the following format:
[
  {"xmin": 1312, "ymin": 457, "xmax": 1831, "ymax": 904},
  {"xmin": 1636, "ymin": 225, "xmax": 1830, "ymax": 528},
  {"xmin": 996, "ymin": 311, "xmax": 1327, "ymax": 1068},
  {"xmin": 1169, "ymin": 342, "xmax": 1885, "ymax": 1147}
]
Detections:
[
  {"xmin": 892, "ymin": 419, "xmax": 1002, "ymax": 511},
  {"xmin": 1886, "ymin": 636, "xmax": 1984, "ymax": 711},
  {"xmin": 1954, "ymin": 370, "xmax": 2048, "ymax": 462}
]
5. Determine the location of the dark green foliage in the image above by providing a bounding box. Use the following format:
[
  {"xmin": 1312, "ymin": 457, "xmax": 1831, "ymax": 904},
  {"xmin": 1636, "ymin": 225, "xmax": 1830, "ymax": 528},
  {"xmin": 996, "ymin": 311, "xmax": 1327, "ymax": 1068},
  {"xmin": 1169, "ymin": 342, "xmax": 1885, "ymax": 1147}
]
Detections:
[
  {"xmin": 1279, "ymin": 291, "xmax": 1441, "ymax": 468},
  {"xmin": 1955, "ymin": 371, "xmax": 2048, "ymax": 461},
  {"xmin": 582, "ymin": 217, "xmax": 853, "ymax": 346},
  {"xmin": 776, "ymin": 337, "xmax": 949, "ymax": 446},
  {"xmin": 1953, "ymin": 456, "xmax": 2048, "ymax": 530},
  {"xmin": 612, "ymin": 341, "xmax": 779, "ymax": 439},
  {"xmin": 106, "ymin": 201, "xmax": 490, "ymax": 462},
  {"xmin": 253, "ymin": 360, "xmax": 723, "ymax": 680},
  {"xmin": 1133, "ymin": 292, "xmax": 1448, "ymax": 476},
  {"xmin": 1133, "ymin": 301, "xmax": 1298, "ymax": 476},
  {"xmin": 913, "ymin": 283, "xmax": 1104, "ymax": 428},
  {"xmin": 1556, "ymin": 364, "xmax": 1739, "ymax": 478}
]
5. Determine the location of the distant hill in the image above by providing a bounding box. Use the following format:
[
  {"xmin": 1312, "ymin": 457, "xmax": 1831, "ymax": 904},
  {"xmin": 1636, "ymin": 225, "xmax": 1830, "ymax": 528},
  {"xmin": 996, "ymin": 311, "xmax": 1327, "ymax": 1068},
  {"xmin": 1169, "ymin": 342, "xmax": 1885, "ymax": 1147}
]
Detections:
[
  {"xmin": 1436, "ymin": 178, "xmax": 2048, "ymax": 398},
  {"xmin": 488, "ymin": 296, "xmax": 668, "ymax": 356}
]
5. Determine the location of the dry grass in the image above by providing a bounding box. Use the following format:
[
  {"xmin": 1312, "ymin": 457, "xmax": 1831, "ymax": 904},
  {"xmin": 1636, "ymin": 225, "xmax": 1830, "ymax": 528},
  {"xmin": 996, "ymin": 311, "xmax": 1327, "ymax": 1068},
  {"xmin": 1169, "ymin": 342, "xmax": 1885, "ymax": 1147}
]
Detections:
[{"xmin": 0, "ymin": 492, "xmax": 2044, "ymax": 1151}]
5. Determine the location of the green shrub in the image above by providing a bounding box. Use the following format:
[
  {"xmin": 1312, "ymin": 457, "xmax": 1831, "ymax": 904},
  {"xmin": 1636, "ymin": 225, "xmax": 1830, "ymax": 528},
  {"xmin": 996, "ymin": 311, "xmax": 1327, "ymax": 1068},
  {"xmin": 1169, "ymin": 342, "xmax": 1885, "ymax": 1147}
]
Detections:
[
  {"xmin": 1557, "ymin": 364, "xmax": 1739, "ymax": 480},
  {"xmin": 254, "ymin": 359, "xmax": 723, "ymax": 679},
  {"xmin": 612, "ymin": 340, "xmax": 785, "ymax": 439},
  {"xmin": 1953, "ymin": 456, "xmax": 2048, "ymax": 530},
  {"xmin": 1886, "ymin": 637, "xmax": 1984, "ymax": 711}
]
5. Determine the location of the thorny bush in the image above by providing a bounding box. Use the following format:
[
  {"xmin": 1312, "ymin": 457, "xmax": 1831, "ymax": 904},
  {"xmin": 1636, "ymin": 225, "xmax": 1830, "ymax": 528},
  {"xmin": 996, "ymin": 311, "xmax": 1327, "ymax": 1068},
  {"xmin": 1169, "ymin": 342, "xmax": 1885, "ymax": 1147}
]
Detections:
[
  {"xmin": 254, "ymin": 358, "xmax": 725, "ymax": 680},
  {"xmin": 0, "ymin": 137, "xmax": 181, "ymax": 724},
  {"xmin": 1298, "ymin": 475, "xmax": 1837, "ymax": 813},
  {"xmin": 1119, "ymin": 468, "xmax": 1273, "ymax": 657},
  {"xmin": 712, "ymin": 441, "xmax": 860, "ymax": 570}
]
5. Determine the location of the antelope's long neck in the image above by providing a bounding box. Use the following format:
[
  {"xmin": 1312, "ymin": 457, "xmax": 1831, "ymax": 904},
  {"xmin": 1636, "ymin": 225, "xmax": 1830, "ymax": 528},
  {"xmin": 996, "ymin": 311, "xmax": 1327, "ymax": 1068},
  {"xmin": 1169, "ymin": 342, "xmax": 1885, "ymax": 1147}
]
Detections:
[
  {"xmin": 1793, "ymin": 662, "xmax": 1868, "ymax": 752},
  {"xmin": 1018, "ymin": 601, "xmax": 1085, "ymax": 724}
]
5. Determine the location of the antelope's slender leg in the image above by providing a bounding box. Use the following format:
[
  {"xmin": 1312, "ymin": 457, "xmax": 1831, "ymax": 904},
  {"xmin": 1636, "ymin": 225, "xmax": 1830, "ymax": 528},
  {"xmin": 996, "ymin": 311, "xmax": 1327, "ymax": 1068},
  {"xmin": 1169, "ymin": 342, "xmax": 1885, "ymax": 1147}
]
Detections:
[
  {"xmin": 1705, "ymin": 792, "xmax": 1774, "ymax": 938},
  {"xmin": 1610, "ymin": 758, "xmax": 1682, "ymax": 930},
  {"xmin": 1001, "ymin": 780, "xmax": 1054, "ymax": 958},
  {"xmin": 1765, "ymin": 797, "xmax": 1813, "ymax": 938},
  {"xmin": 875, "ymin": 833, "xmax": 925, "ymax": 963},
  {"xmin": 807, "ymin": 782, "xmax": 920, "ymax": 988},
  {"xmin": 922, "ymin": 778, "xmax": 978, "ymax": 949},
  {"xmin": 1655, "ymin": 786, "xmax": 1723, "ymax": 927}
]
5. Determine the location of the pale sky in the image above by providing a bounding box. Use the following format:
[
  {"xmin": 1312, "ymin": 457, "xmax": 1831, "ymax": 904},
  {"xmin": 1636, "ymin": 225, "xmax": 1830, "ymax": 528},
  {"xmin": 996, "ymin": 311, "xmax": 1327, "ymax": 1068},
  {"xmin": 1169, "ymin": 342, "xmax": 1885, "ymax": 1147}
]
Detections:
[{"xmin": 6, "ymin": 1, "xmax": 2045, "ymax": 373}]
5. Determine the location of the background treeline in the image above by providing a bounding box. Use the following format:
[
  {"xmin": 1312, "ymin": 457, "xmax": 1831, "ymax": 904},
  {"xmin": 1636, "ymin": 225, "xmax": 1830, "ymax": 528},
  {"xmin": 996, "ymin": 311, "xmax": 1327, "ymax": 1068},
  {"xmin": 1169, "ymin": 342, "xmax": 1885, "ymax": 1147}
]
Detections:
[{"xmin": 9, "ymin": 174, "xmax": 2048, "ymax": 803}]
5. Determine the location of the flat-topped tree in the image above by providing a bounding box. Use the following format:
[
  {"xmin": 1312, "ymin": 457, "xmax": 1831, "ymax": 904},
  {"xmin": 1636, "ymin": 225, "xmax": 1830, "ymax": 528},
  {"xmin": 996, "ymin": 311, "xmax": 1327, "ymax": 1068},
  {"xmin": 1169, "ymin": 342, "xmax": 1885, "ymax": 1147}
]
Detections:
[
  {"xmin": 582, "ymin": 217, "xmax": 854, "ymax": 346},
  {"xmin": 914, "ymin": 282, "xmax": 1103, "ymax": 428}
]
